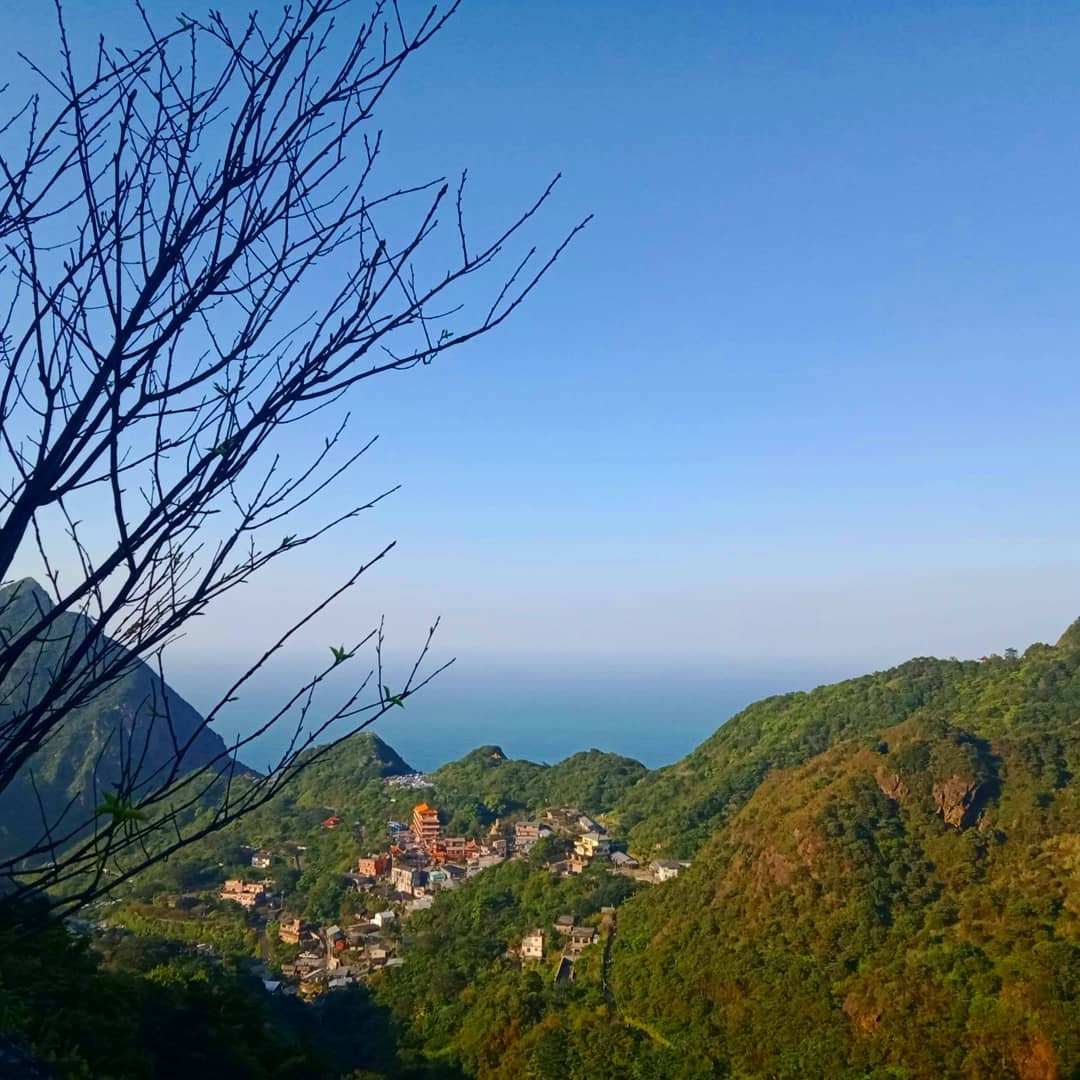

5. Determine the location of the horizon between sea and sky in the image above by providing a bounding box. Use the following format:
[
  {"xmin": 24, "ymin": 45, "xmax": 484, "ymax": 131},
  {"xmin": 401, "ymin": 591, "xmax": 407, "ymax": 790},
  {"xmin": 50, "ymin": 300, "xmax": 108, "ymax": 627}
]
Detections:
[{"xmin": 7, "ymin": 2, "xmax": 1080, "ymax": 768}]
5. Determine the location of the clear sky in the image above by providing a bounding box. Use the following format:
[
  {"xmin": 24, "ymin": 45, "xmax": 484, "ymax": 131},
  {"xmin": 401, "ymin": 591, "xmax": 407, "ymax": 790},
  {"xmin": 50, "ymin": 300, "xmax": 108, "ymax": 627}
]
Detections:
[{"xmin": 6, "ymin": 2, "xmax": 1080, "ymax": 764}]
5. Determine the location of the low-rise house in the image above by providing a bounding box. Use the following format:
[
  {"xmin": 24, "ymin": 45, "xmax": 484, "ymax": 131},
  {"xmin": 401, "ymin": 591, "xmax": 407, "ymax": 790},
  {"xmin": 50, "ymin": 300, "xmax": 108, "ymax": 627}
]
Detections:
[
  {"xmin": 373, "ymin": 910, "xmax": 397, "ymax": 929},
  {"xmin": 391, "ymin": 865, "xmax": 424, "ymax": 896},
  {"xmin": 327, "ymin": 965, "xmax": 359, "ymax": 988},
  {"xmin": 521, "ymin": 929, "xmax": 545, "ymax": 962},
  {"xmin": 325, "ymin": 925, "xmax": 345, "ymax": 952},
  {"xmin": 427, "ymin": 866, "xmax": 463, "ymax": 892},
  {"xmin": 436, "ymin": 836, "xmax": 467, "ymax": 862},
  {"xmin": 574, "ymin": 831, "xmax": 611, "ymax": 860},
  {"xmin": 577, "ymin": 814, "xmax": 603, "ymax": 834},
  {"xmin": 219, "ymin": 879, "xmax": 265, "ymax": 908},
  {"xmin": 358, "ymin": 853, "xmax": 391, "ymax": 878},
  {"xmin": 567, "ymin": 855, "xmax": 589, "ymax": 874},
  {"xmin": 609, "ymin": 851, "xmax": 638, "ymax": 871},
  {"xmin": 650, "ymin": 859, "xmax": 690, "ymax": 882},
  {"xmin": 553, "ymin": 914, "xmax": 575, "ymax": 935},
  {"xmin": 250, "ymin": 850, "xmax": 272, "ymax": 869},
  {"xmin": 467, "ymin": 853, "xmax": 504, "ymax": 876},
  {"xmin": 296, "ymin": 951, "xmax": 324, "ymax": 973},
  {"xmin": 515, "ymin": 821, "xmax": 541, "ymax": 850},
  {"xmin": 345, "ymin": 924, "xmax": 378, "ymax": 944},
  {"xmin": 426, "ymin": 867, "xmax": 449, "ymax": 889},
  {"xmin": 567, "ymin": 926, "xmax": 598, "ymax": 956},
  {"xmin": 406, "ymin": 895, "xmax": 434, "ymax": 914},
  {"xmin": 279, "ymin": 917, "xmax": 305, "ymax": 945}
]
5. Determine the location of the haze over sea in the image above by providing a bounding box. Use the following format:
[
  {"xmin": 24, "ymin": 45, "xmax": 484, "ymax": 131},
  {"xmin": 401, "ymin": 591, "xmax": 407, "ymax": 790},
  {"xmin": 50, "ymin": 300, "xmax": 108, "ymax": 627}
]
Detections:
[{"xmin": 168, "ymin": 656, "xmax": 855, "ymax": 773}]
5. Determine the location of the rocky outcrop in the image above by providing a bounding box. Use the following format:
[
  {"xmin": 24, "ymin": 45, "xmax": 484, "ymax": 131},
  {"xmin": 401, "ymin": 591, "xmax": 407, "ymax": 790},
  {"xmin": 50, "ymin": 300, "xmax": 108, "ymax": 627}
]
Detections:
[
  {"xmin": 932, "ymin": 775, "xmax": 981, "ymax": 829},
  {"xmin": 875, "ymin": 768, "xmax": 909, "ymax": 803}
]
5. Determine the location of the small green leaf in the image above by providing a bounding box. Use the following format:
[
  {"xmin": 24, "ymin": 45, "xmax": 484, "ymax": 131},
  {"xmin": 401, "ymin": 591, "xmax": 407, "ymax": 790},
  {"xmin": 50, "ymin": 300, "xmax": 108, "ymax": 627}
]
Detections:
[{"xmin": 95, "ymin": 792, "xmax": 147, "ymax": 825}]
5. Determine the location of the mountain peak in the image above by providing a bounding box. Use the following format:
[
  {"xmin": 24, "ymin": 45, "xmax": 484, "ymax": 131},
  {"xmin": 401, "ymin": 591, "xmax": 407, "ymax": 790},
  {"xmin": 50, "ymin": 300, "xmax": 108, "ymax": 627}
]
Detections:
[
  {"xmin": 0, "ymin": 577, "xmax": 52, "ymax": 610},
  {"xmin": 1057, "ymin": 616, "xmax": 1080, "ymax": 651}
]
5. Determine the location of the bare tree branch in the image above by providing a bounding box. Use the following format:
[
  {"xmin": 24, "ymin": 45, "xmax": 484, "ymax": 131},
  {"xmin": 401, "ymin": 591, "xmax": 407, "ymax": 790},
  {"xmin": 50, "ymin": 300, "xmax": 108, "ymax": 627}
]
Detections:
[{"xmin": 0, "ymin": 0, "xmax": 585, "ymax": 915}]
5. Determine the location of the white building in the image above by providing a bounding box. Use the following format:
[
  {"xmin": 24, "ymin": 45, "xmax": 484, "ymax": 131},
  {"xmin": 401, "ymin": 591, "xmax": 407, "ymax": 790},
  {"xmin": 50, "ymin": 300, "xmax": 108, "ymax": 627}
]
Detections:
[
  {"xmin": 521, "ymin": 929, "xmax": 545, "ymax": 962},
  {"xmin": 650, "ymin": 859, "xmax": 690, "ymax": 882}
]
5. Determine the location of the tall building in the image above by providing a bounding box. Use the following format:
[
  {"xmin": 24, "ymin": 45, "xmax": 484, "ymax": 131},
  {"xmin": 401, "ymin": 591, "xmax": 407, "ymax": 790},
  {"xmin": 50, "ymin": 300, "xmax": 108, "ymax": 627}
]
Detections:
[{"xmin": 412, "ymin": 802, "xmax": 441, "ymax": 850}]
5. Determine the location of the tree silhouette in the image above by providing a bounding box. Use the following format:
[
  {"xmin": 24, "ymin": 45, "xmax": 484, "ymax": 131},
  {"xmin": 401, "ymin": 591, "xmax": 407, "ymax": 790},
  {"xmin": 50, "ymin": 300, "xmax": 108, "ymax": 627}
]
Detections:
[{"xmin": 0, "ymin": 0, "xmax": 586, "ymax": 913}]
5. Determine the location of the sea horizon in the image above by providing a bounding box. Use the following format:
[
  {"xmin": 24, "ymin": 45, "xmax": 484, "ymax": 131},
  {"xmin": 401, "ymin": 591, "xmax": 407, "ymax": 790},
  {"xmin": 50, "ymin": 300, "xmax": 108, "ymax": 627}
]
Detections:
[{"xmin": 166, "ymin": 653, "xmax": 866, "ymax": 774}]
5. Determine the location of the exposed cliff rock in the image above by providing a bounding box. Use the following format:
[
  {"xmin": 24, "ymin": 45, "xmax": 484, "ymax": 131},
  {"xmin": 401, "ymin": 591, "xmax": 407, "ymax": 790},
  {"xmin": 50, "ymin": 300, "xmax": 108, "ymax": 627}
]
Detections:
[
  {"xmin": 875, "ymin": 767, "xmax": 909, "ymax": 803},
  {"xmin": 932, "ymin": 774, "xmax": 982, "ymax": 829}
]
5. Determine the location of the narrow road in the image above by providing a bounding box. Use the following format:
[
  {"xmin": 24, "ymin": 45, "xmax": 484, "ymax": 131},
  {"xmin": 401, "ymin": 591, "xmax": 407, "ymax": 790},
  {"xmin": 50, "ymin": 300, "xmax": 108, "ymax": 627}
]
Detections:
[{"xmin": 601, "ymin": 911, "xmax": 617, "ymax": 1009}]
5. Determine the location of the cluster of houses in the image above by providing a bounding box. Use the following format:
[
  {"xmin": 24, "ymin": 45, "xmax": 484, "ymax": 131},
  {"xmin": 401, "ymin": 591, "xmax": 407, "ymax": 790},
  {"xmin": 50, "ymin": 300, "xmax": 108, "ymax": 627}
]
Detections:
[
  {"xmin": 218, "ymin": 797, "xmax": 692, "ymax": 998},
  {"xmin": 520, "ymin": 914, "xmax": 602, "ymax": 971},
  {"xmin": 276, "ymin": 911, "xmax": 402, "ymax": 997},
  {"xmin": 345, "ymin": 801, "xmax": 511, "ymax": 913},
  {"xmin": 385, "ymin": 772, "xmax": 433, "ymax": 790}
]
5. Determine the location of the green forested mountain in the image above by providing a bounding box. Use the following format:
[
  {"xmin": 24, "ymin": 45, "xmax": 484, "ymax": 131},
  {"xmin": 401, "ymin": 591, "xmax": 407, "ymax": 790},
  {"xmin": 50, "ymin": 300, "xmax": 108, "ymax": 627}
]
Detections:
[
  {"xmin": 606, "ymin": 624, "xmax": 1080, "ymax": 1077},
  {"xmin": 0, "ymin": 579, "xmax": 232, "ymax": 861},
  {"xmin": 615, "ymin": 639, "xmax": 1076, "ymax": 858},
  {"xmin": 291, "ymin": 731, "xmax": 416, "ymax": 798},
  {"xmin": 429, "ymin": 744, "xmax": 648, "ymax": 827}
]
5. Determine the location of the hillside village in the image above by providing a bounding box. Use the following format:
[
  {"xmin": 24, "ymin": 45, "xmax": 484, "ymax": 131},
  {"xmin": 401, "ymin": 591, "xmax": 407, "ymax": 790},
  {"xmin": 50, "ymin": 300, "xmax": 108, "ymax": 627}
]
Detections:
[{"xmin": 212, "ymin": 778, "xmax": 690, "ymax": 999}]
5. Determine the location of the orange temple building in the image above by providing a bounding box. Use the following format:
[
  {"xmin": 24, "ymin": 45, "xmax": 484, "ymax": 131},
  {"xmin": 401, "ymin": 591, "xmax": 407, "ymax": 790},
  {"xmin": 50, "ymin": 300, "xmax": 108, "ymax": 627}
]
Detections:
[{"xmin": 412, "ymin": 802, "xmax": 441, "ymax": 850}]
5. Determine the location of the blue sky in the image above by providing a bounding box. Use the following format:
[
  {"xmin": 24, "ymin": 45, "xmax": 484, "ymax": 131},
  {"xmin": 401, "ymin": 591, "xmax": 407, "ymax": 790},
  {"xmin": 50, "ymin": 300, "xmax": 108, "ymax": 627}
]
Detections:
[{"xmin": 7, "ymin": 2, "xmax": 1080, "ymax": 762}]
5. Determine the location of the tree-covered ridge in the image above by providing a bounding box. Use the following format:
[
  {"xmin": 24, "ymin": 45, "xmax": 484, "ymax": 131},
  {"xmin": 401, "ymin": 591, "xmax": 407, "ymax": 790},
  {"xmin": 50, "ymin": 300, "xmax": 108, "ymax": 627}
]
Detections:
[
  {"xmin": 429, "ymin": 744, "xmax": 648, "ymax": 827},
  {"xmin": 616, "ymin": 629, "xmax": 1080, "ymax": 858},
  {"xmin": 290, "ymin": 732, "xmax": 416, "ymax": 798},
  {"xmin": 608, "ymin": 625, "xmax": 1080, "ymax": 1077}
]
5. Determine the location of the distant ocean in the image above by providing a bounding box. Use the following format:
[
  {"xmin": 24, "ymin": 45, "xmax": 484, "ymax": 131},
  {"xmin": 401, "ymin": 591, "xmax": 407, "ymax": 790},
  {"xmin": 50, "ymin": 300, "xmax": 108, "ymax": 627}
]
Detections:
[{"xmin": 166, "ymin": 655, "xmax": 859, "ymax": 774}]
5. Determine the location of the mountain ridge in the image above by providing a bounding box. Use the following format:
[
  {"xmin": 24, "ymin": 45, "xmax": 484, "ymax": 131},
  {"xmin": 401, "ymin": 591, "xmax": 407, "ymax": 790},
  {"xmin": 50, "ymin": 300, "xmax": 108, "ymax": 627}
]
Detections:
[{"xmin": 0, "ymin": 578, "xmax": 235, "ymax": 862}]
